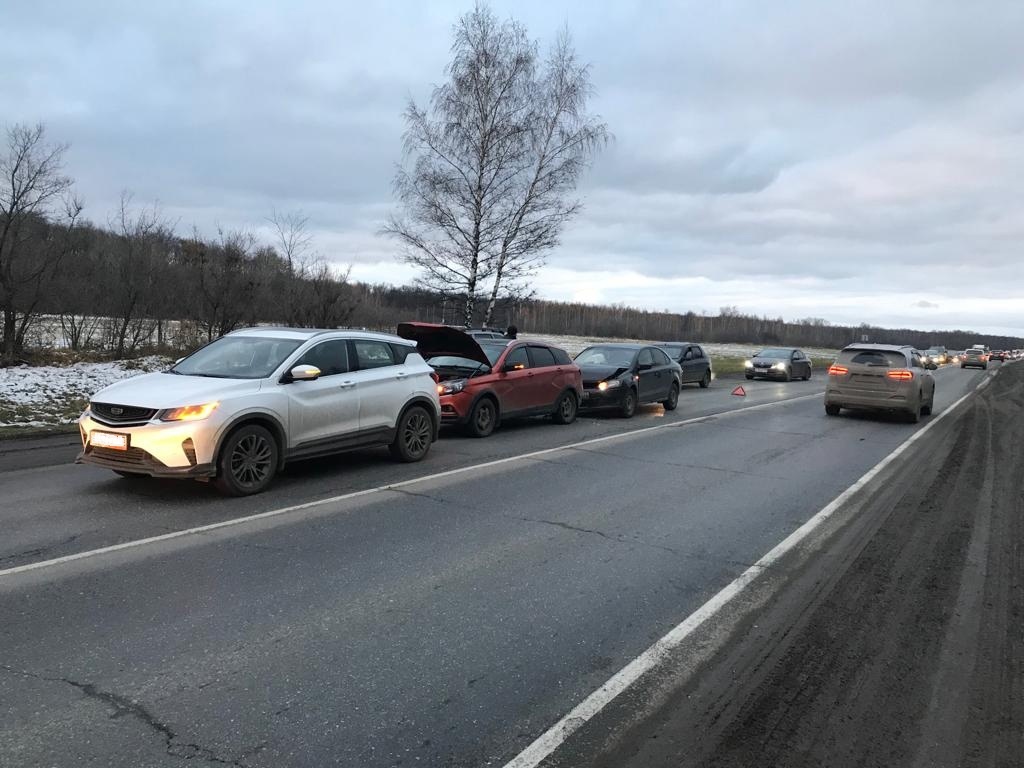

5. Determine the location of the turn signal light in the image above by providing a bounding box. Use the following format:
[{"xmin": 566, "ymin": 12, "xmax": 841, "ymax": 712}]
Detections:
[
  {"xmin": 886, "ymin": 369, "xmax": 914, "ymax": 381},
  {"xmin": 828, "ymin": 365, "xmax": 848, "ymax": 375}
]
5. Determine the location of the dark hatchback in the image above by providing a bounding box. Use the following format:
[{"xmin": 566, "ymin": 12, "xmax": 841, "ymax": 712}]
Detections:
[
  {"xmin": 576, "ymin": 343, "xmax": 683, "ymax": 417},
  {"xmin": 655, "ymin": 342, "xmax": 712, "ymax": 388}
]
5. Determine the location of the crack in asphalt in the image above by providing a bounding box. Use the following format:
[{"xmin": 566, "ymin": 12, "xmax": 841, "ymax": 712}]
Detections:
[
  {"xmin": 0, "ymin": 665, "xmax": 255, "ymax": 767},
  {"xmin": 515, "ymin": 516, "xmax": 681, "ymax": 555},
  {"xmin": 0, "ymin": 534, "xmax": 82, "ymax": 565},
  {"xmin": 388, "ymin": 487, "xmax": 459, "ymax": 506},
  {"xmin": 566, "ymin": 446, "xmax": 786, "ymax": 480}
]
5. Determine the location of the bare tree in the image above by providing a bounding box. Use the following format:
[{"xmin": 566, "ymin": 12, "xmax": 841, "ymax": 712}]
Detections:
[
  {"xmin": 482, "ymin": 29, "xmax": 608, "ymax": 326},
  {"xmin": 385, "ymin": 3, "xmax": 536, "ymax": 326},
  {"xmin": 386, "ymin": 5, "xmax": 607, "ymax": 328},
  {"xmin": 0, "ymin": 123, "xmax": 80, "ymax": 363},
  {"xmin": 268, "ymin": 208, "xmax": 314, "ymax": 325},
  {"xmin": 107, "ymin": 192, "xmax": 172, "ymax": 358}
]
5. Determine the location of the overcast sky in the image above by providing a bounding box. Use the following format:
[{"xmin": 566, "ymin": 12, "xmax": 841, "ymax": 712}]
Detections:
[{"xmin": 4, "ymin": 1, "xmax": 1023, "ymax": 334}]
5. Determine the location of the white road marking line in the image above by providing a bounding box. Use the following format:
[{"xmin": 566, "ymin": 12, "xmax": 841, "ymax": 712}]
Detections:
[
  {"xmin": 501, "ymin": 380, "xmax": 984, "ymax": 768},
  {"xmin": 0, "ymin": 392, "xmax": 820, "ymax": 579}
]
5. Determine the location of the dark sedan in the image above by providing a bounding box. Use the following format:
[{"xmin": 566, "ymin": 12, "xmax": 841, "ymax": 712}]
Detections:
[
  {"xmin": 655, "ymin": 342, "xmax": 712, "ymax": 388},
  {"xmin": 744, "ymin": 347, "xmax": 813, "ymax": 381},
  {"xmin": 575, "ymin": 343, "xmax": 683, "ymax": 417}
]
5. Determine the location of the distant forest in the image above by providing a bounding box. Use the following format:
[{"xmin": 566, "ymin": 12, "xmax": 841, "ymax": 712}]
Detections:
[{"xmin": 5, "ymin": 213, "xmax": 1021, "ymax": 361}]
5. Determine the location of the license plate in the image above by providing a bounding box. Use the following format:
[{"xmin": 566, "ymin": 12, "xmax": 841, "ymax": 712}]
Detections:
[{"xmin": 91, "ymin": 431, "xmax": 128, "ymax": 450}]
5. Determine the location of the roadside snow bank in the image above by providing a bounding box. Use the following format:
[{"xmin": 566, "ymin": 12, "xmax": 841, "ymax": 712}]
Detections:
[{"xmin": 0, "ymin": 356, "xmax": 172, "ymax": 427}]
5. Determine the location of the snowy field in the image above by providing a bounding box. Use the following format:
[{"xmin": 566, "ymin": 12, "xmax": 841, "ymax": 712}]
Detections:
[
  {"xmin": 0, "ymin": 357, "xmax": 171, "ymax": 428},
  {"xmin": 0, "ymin": 334, "xmax": 838, "ymax": 430}
]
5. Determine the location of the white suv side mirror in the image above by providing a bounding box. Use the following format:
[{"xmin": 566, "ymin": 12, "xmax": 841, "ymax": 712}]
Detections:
[{"xmin": 289, "ymin": 364, "xmax": 321, "ymax": 382}]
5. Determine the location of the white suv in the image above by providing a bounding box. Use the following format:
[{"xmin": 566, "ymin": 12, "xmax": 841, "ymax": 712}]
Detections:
[{"xmin": 77, "ymin": 328, "xmax": 441, "ymax": 495}]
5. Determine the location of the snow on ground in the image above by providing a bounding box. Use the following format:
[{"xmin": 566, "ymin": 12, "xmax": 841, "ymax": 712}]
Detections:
[{"xmin": 0, "ymin": 356, "xmax": 172, "ymax": 428}]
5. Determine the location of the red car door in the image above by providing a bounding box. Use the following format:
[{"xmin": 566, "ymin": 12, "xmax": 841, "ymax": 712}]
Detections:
[
  {"xmin": 493, "ymin": 345, "xmax": 534, "ymax": 414},
  {"xmin": 525, "ymin": 345, "xmax": 565, "ymax": 409}
]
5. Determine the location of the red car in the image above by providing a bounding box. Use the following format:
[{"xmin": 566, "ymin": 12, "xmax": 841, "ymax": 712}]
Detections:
[{"xmin": 397, "ymin": 323, "xmax": 583, "ymax": 437}]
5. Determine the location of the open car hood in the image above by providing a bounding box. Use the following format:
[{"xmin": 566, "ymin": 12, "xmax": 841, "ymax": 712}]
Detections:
[{"xmin": 397, "ymin": 322, "xmax": 492, "ymax": 366}]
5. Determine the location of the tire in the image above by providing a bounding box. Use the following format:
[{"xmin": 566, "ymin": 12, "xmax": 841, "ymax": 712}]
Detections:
[
  {"xmin": 804, "ymin": 368, "xmax": 812, "ymax": 381},
  {"xmin": 921, "ymin": 398, "xmax": 933, "ymax": 417},
  {"xmin": 465, "ymin": 397, "xmax": 497, "ymax": 438},
  {"xmin": 783, "ymin": 368, "xmax": 792, "ymax": 382},
  {"xmin": 825, "ymin": 403, "xmax": 841, "ymax": 416},
  {"xmin": 113, "ymin": 470, "xmax": 147, "ymax": 479},
  {"xmin": 620, "ymin": 388, "xmax": 638, "ymax": 418},
  {"xmin": 745, "ymin": 374, "xmax": 754, "ymax": 380},
  {"xmin": 662, "ymin": 383, "xmax": 680, "ymax": 411},
  {"xmin": 214, "ymin": 424, "xmax": 279, "ymax": 496},
  {"xmin": 552, "ymin": 392, "xmax": 578, "ymax": 425},
  {"xmin": 699, "ymin": 370, "xmax": 711, "ymax": 388},
  {"xmin": 960, "ymin": 364, "xmax": 966, "ymax": 369},
  {"xmin": 906, "ymin": 403, "xmax": 922, "ymax": 424},
  {"xmin": 389, "ymin": 405, "xmax": 433, "ymax": 462}
]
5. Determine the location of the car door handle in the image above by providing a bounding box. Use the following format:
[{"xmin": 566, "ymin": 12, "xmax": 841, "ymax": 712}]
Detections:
[
  {"xmin": 339, "ymin": 381, "xmax": 356, "ymax": 389},
  {"xmin": 395, "ymin": 372, "xmax": 409, "ymax": 379}
]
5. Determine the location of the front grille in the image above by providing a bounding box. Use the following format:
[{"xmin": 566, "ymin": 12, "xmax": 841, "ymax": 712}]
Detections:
[
  {"xmin": 86, "ymin": 445, "xmax": 153, "ymax": 466},
  {"xmin": 91, "ymin": 402, "xmax": 158, "ymax": 425}
]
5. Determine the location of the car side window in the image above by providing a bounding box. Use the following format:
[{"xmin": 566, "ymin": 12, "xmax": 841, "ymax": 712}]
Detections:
[
  {"xmin": 652, "ymin": 348, "xmax": 672, "ymax": 366},
  {"xmin": 353, "ymin": 340, "xmax": 396, "ymax": 370},
  {"xmin": 390, "ymin": 343, "xmax": 416, "ymax": 364},
  {"xmin": 504, "ymin": 346, "xmax": 529, "ymax": 370},
  {"xmin": 294, "ymin": 340, "xmax": 350, "ymax": 377},
  {"xmin": 551, "ymin": 348, "xmax": 573, "ymax": 365},
  {"xmin": 682, "ymin": 347, "xmax": 694, "ymax": 361},
  {"xmin": 638, "ymin": 348, "xmax": 655, "ymax": 367},
  {"xmin": 911, "ymin": 355, "xmax": 922, "ymax": 369},
  {"xmin": 527, "ymin": 345, "xmax": 557, "ymax": 368}
]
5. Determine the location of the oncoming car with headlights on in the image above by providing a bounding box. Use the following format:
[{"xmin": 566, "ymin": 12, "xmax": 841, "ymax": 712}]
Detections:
[
  {"xmin": 575, "ymin": 343, "xmax": 683, "ymax": 418},
  {"xmin": 744, "ymin": 347, "xmax": 813, "ymax": 381},
  {"xmin": 77, "ymin": 328, "xmax": 441, "ymax": 495}
]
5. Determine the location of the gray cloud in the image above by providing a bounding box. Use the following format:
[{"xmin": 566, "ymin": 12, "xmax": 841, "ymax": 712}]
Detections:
[{"xmin": 3, "ymin": 0, "xmax": 1023, "ymax": 333}]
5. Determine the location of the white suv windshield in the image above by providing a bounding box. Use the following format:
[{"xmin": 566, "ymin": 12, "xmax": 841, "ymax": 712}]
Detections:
[{"xmin": 172, "ymin": 336, "xmax": 305, "ymax": 379}]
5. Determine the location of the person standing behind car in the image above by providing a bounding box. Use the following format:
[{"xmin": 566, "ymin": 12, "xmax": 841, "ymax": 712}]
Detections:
[{"xmin": 505, "ymin": 325, "xmax": 518, "ymax": 339}]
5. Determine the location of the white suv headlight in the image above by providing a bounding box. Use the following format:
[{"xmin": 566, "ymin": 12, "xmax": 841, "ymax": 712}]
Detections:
[{"xmin": 158, "ymin": 402, "xmax": 220, "ymax": 422}]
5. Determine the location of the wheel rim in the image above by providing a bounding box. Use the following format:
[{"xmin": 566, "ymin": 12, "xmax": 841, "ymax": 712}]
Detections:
[
  {"xmin": 560, "ymin": 395, "xmax": 575, "ymax": 419},
  {"xmin": 669, "ymin": 387, "xmax": 678, "ymax": 407},
  {"xmin": 625, "ymin": 392, "xmax": 635, "ymax": 414},
  {"xmin": 230, "ymin": 434, "xmax": 273, "ymax": 487},
  {"xmin": 403, "ymin": 410, "xmax": 431, "ymax": 456},
  {"xmin": 703, "ymin": 372, "xmax": 710, "ymax": 385},
  {"xmin": 476, "ymin": 403, "xmax": 493, "ymax": 431}
]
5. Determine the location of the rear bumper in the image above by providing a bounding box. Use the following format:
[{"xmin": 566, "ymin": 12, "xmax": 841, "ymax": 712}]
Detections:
[{"xmin": 825, "ymin": 390, "xmax": 913, "ymax": 412}]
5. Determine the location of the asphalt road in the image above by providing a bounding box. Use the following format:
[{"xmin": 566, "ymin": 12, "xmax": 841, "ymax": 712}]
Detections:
[{"xmin": 0, "ymin": 364, "xmax": 992, "ymax": 766}]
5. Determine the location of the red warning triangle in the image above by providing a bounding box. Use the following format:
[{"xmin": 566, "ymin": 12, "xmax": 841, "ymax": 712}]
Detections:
[{"xmin": 731, "ymin": 385, "xmax": 746, "ymax": 397}]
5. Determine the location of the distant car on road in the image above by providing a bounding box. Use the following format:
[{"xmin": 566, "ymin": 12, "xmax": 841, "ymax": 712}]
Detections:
[
  {"xmin": 744, "ymin": 348, "xmax": 813, "ymax": 381},
  {"xmin": 654, "ymin": 342, "xmax": 712, "ymax": 388},
  {"xmin": 989, "ymin": 350, "xmax": 1007, "ymax": 362},
  {"xmin": 925, "ymin": 348, "xmax": 948, "ymax": 365},
  {"xmin": 398, "ymin": 322, "xmax": 582, "ymax": 437},
  {"xmin": 825, "ymin": 344, "xmax": 935, "ymax": 423},
  {"xmin": 575, "ymin": 343, "xmax": 682, "ymax": 417},
  {"xmin": 77, "ymin": 328, "xmax": 441, "ymax": 495},
  {"xmin": 961, "ymin": 348, "xmax": 989, "ymax": 369}
]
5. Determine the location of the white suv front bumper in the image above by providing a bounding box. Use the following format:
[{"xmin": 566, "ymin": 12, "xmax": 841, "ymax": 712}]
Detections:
[{"xmin": 77, "ymin": 412, "xmax": 221, "ymax": 477}]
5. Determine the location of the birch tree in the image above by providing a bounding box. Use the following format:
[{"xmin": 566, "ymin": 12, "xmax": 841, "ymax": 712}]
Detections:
[{"xmin": 388, "ymin": 3, "xmax": 606, "ymax": 327}]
